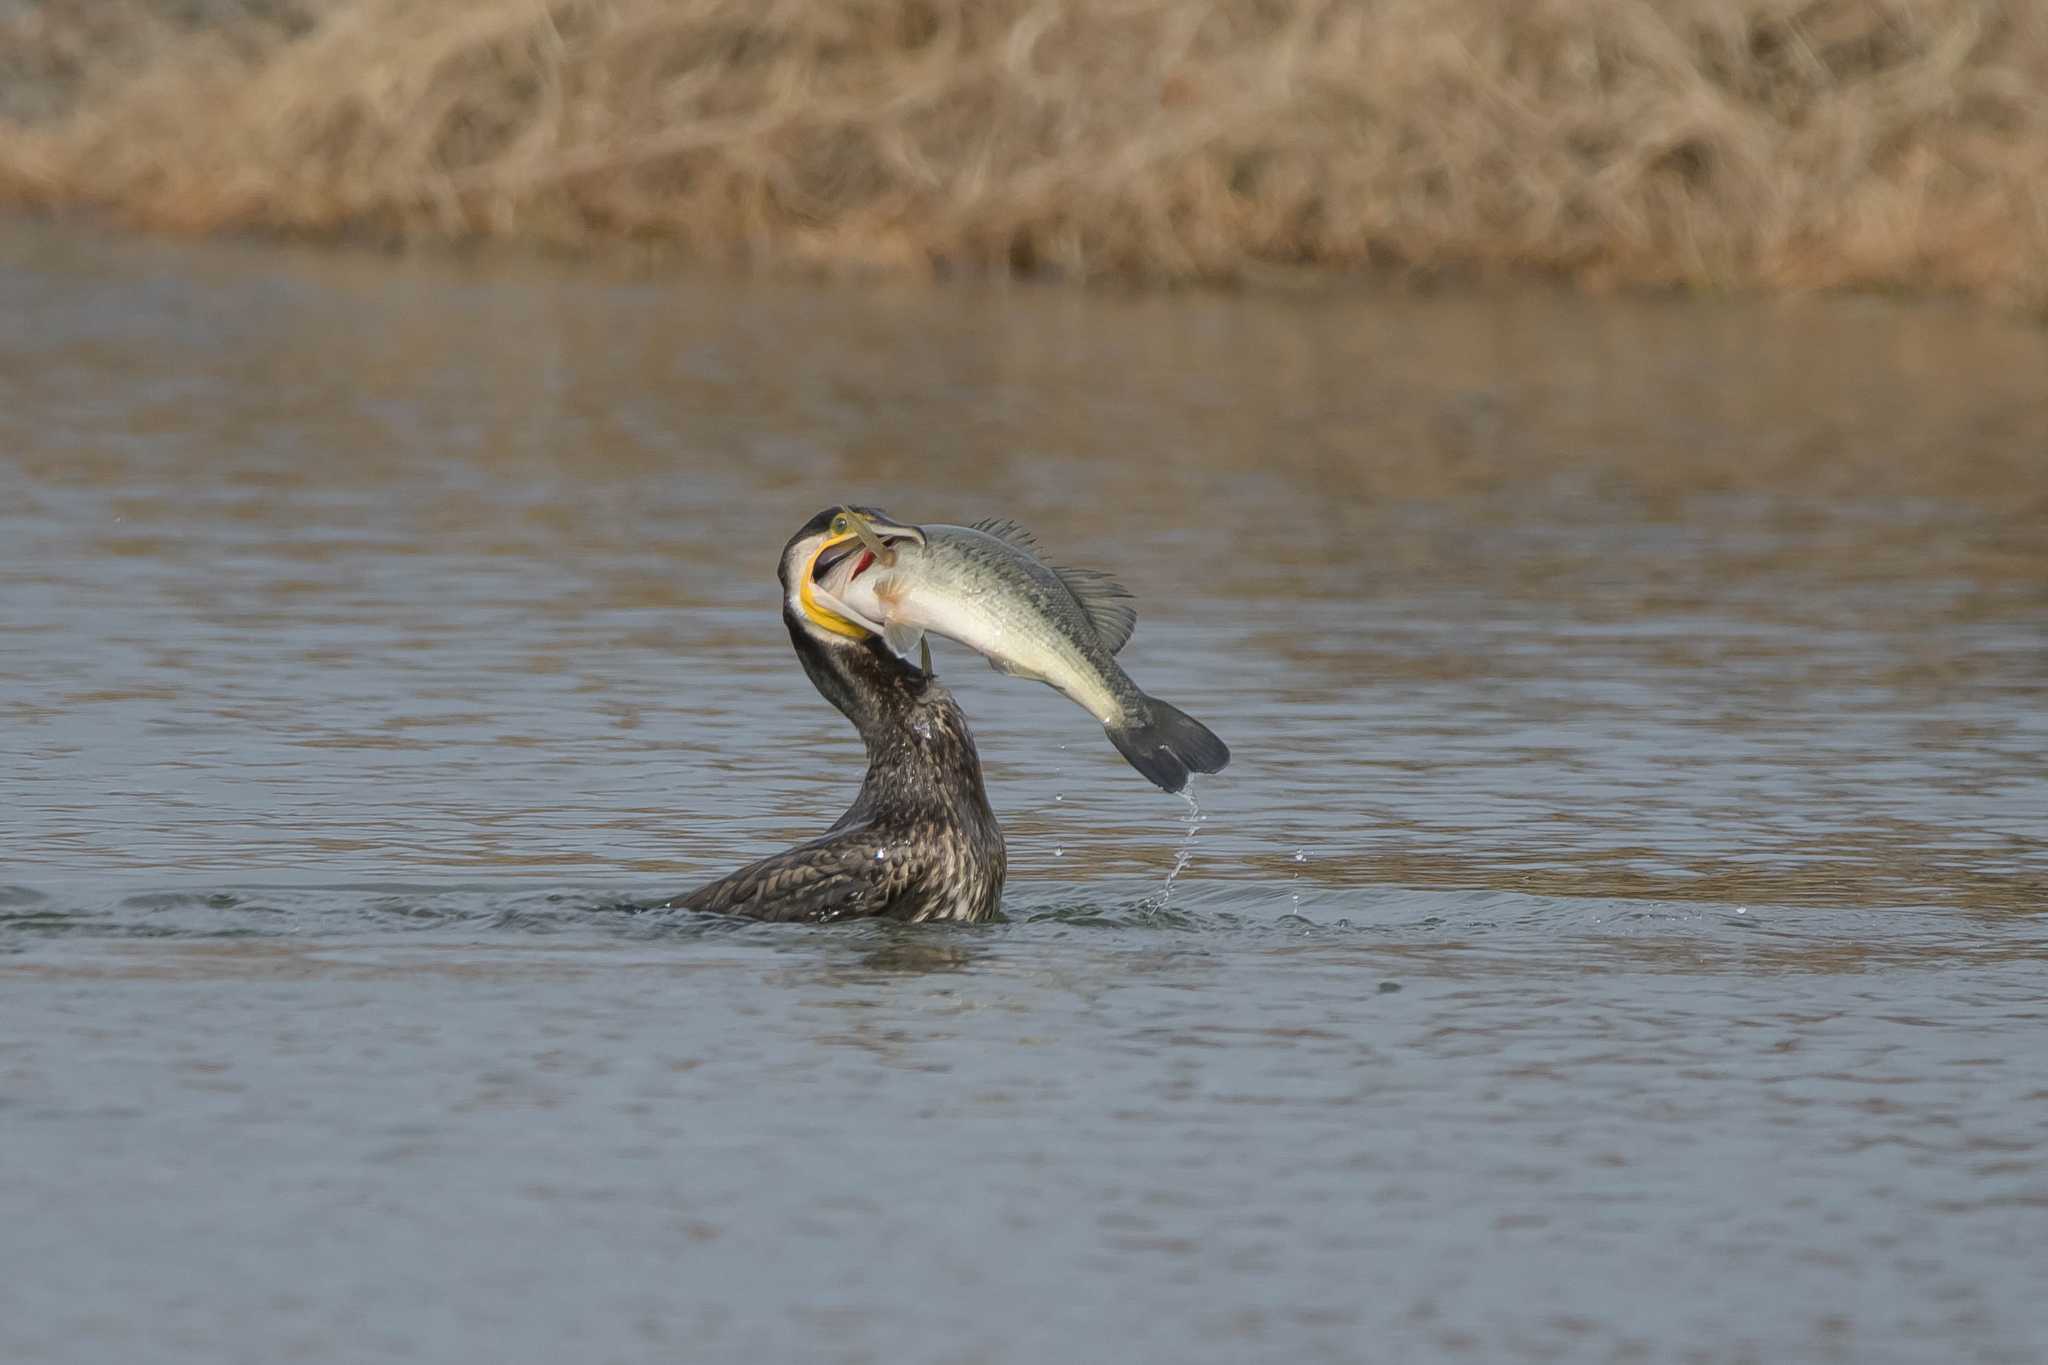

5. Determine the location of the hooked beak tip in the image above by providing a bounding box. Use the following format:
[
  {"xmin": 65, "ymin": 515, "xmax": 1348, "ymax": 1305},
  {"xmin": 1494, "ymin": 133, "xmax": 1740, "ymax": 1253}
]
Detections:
[{"xmin": 855, "ymin": 508, "xmax": 925, "ymax": 539}]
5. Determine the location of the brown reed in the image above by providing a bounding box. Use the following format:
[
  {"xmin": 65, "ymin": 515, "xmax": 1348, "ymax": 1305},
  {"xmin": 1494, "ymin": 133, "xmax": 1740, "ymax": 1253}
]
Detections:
[{"xmin": 3, "ymin": 0, "xmax": 2045, "ymax": 306}]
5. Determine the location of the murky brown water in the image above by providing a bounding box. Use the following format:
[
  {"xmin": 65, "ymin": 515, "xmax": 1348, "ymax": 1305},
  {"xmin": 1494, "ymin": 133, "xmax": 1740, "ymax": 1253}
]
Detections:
[{"xmin": 3, "ymin": 221, "xmax": 2046, "ymax": 1363}]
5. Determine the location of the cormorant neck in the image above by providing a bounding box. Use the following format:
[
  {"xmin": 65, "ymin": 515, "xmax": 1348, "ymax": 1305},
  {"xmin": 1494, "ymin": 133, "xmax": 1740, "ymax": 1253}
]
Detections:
[
  {"xmin": 784, "ymin": 612, "xmax": 992, "ymax": 816},
  {"xmin": 785, "ymin": 612, "xmax": 943, "ymax": 750}
]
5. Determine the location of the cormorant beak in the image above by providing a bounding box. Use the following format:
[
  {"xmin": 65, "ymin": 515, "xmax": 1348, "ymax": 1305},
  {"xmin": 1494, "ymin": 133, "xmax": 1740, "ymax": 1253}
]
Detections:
[{"xmin": 800, "ymin": 509, "xmax": 926, "ymax": 640}]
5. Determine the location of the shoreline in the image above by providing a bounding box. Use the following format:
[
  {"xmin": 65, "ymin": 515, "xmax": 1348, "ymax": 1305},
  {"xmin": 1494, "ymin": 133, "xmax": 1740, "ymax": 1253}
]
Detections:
[{"xmin": 4, "ymin": 0, "xmax": 2045, "ymax": 313}]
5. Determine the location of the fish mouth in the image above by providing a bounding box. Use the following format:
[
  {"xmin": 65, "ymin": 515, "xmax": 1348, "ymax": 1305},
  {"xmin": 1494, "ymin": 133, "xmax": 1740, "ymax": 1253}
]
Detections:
[{"xmin": 803, "ymin": 508, "xmax": 924, "ymax": 637}]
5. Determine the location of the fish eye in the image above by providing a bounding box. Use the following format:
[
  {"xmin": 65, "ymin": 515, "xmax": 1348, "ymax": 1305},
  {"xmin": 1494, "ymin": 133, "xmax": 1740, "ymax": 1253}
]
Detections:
[{"xmin": 830, "ymin": 514, "xmax": 849, "ymax": 536}]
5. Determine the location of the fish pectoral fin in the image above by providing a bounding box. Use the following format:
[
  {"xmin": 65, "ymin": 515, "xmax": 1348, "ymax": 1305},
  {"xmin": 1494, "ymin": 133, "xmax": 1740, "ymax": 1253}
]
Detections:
[
  {"xmin": 985, "ymin": 654, "xmax": 1045, "ymax": 683},
  {"xmin": 1052, "ymin": 565, "xmax": 1138, "ymax": 654},
  {"xmin": 882, "ymin": 621, "xmax": 926, "ymax": 662}
]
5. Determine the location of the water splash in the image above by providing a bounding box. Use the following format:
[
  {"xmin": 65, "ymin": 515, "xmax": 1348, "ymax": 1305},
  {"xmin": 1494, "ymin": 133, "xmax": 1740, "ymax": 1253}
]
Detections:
[{"xmin": 1156, "ymin": 782, "xmax": 1207, "ymax": 908}]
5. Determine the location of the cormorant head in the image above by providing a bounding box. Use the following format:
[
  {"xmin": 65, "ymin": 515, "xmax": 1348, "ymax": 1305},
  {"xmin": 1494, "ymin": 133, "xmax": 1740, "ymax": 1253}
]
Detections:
[
  {"xmin": 778, "ymin": 505, "xmax": 925, "ymax": 649},
  {"xmin": 779, "ymin": 506, "xmax": 933, "ymax": 731}
]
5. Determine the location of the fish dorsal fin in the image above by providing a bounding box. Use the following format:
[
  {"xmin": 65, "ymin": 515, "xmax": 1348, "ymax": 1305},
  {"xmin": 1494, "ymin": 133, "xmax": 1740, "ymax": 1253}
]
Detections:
[
  {"xmin": 969, "ymin": 517, "xmax": 1139, "ymax": 654},
  {"xmin": 969, "ymin": 517, "xmax": 1039, "ymax": 552},
  {"xmin": 1054, "ymin": 566, "xmax": 1137, "ymax": 654}
]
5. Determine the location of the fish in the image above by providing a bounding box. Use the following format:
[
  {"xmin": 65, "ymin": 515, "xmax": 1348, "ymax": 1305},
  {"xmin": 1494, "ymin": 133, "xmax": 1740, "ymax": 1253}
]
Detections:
[{"xmin": 808, "ymin": 509, "xmax": 1230, "ymax": 793}]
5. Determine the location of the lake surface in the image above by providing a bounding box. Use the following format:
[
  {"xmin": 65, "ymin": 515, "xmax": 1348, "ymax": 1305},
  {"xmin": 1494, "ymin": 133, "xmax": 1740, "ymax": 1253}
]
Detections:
[{"xmin": 2, "ymin": 221, "xmax": 2045, "ymax": 1363}]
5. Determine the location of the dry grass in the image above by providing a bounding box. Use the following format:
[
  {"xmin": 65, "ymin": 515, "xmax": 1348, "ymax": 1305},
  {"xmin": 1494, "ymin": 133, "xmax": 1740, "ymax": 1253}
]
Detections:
[{"xmin": 3, "ymin": 0, "xmax": 2046, "ymax": 305}]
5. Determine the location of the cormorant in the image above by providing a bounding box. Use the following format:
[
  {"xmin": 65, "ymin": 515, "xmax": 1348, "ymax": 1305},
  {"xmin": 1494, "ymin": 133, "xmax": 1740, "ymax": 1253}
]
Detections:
[{"xmin": 664, "ymin": 507, "xmax": 1006, "ymax": 923}]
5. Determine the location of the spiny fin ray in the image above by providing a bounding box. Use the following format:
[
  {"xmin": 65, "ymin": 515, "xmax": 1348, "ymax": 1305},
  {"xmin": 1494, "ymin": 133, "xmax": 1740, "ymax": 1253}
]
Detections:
[{"xmin": 968, "ymin": 517, "xmax": 1039, "ymax": 552}]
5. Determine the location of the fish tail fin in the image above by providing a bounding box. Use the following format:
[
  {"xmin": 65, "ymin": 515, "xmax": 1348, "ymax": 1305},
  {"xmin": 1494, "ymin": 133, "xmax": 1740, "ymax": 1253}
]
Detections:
[{"xmin": 1107, "ymin": 695, "xmax": 1231, "ymax": 793}]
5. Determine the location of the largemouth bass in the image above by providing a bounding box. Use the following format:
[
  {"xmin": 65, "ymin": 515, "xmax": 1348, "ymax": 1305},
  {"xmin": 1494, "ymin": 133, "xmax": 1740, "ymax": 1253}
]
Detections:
[{"xmin": 809, "ymin": 511, "xmax": 1229, "ymax": 793}]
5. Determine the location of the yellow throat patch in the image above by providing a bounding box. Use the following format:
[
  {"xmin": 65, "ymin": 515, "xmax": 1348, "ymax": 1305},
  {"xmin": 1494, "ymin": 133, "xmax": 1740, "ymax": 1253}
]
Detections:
[{"xmin": 799, "ymin": 536, "xmax": 868, "ymax": 639}]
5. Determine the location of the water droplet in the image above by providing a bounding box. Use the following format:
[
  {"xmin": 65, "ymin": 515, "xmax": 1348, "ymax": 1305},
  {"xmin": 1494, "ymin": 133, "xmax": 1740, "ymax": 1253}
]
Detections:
[{"xmin": 1156, "ymin": 790, "xmax": 1204, "ymax": 909}]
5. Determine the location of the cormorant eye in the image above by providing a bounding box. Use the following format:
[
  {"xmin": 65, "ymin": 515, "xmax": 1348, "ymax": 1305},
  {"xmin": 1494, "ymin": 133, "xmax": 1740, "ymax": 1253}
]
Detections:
[{"xmin": 830, "ymin": 514, "xmax": 849, "ymax": 536}]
